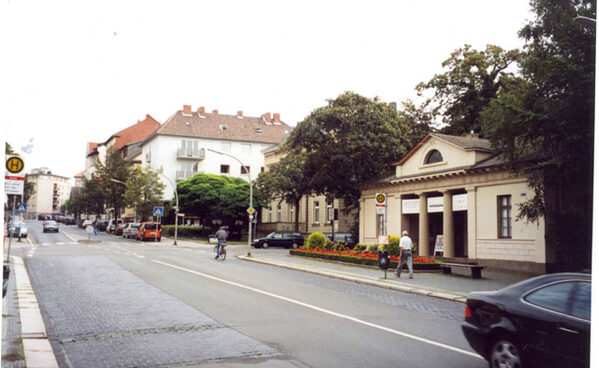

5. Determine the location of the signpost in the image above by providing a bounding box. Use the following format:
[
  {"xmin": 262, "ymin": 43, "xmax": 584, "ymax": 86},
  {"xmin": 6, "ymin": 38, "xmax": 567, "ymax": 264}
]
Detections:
[
  {"xmin": 434, "ymin": 235, "xmax": 444, "ymax": 257},
  {"xmin": 153, "ymin": 206, "xmax": 164, "ymax": 243},
  {"xmin": 5, "ymin": 155, "xmax": 25, "ymax": 262}
]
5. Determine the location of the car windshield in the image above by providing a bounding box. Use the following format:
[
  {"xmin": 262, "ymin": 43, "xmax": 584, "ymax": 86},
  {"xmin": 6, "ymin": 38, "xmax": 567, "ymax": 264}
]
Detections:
[
  {"xmin": 266, "ymin": 232, "xmax": 276, "ymax": 238},
  {"xmin": 45, "ymin": 221, "xmax": 57, "ymax": 225}
]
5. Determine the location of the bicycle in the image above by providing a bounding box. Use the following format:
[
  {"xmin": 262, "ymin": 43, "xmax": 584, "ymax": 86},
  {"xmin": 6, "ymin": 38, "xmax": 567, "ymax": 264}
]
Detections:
[{"xmin": 213, "ymin": 242, "xmax": 227, "ymax": 260}]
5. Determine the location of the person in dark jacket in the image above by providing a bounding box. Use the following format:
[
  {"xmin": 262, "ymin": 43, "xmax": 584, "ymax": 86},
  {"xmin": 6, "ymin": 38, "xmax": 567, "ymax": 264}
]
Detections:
[{"xmin": 214, "ymin": 226, "xmax": 228, "ymax": 258}]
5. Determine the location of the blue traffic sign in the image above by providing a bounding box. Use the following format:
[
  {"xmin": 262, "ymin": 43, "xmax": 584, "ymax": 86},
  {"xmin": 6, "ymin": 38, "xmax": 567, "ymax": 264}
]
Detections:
[
  {"xmin": 17, "ymin": 203, "xmax": 27, "ymax": 213},
  {"xmin": 153, "ymin": 206, "xmax": 164, "ymax": 217}
]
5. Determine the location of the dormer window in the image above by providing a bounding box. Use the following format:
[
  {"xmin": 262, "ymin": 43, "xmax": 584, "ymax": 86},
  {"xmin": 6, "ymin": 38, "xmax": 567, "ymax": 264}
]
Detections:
[
  {"xmin": 425, "ymin": 149, "xmax": 443, "ymax": 164},
  {"xmin": 255, "ymin": 128, "xmax": 263, "ymax": 134}
]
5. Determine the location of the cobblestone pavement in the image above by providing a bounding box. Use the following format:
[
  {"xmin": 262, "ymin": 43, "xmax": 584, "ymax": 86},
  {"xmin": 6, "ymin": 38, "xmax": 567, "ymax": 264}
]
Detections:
[
  {"xmin": 1, "ymin": 263, "xmax": 26, "ymax": 368},
  {"xmin": 26, "ymin": 256, "xmax": 281, "ymax": 368},
  {"xmin": 238, "ymin": 258, "xmax": 466, "ymax": 322}
]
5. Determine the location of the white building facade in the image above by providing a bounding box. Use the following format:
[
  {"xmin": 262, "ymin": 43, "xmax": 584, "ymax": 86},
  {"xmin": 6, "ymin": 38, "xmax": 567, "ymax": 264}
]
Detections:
[
  {"xmin": 141, "ymin": 105, "xmax": 291, "ymax": 200},
  {"xmin": 25, "ymin": 167, "xmax": 72, "ymax": 219}
]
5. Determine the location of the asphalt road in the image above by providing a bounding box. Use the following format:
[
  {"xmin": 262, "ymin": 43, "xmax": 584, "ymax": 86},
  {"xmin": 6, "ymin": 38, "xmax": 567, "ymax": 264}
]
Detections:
[{"xmin": 11, "ymin": 220, "xmax": 487, "ymax": 368}]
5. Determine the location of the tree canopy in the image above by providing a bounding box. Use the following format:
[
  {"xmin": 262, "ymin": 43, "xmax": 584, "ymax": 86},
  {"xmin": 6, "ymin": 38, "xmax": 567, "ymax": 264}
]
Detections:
[
  {"xmin": 124, "ymin": 166, "xmax": 166, "ymax": 221},
  {"xmin": 285, "ymin": 91, "xmax": 410, "ymax": 213},
  {"xmin": 95, "ymin": 147, "xmax": 130, "ymax": 218},
  {"xmin": 416, "ymin": 44, "xmax": 521, "ymax": 136}
]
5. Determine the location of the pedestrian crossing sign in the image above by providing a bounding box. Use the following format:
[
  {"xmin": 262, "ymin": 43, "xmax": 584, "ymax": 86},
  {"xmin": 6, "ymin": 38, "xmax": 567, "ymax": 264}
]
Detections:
[{"xmin": 153, "ymin": 206, "xmax": 164, "ymax": 217}]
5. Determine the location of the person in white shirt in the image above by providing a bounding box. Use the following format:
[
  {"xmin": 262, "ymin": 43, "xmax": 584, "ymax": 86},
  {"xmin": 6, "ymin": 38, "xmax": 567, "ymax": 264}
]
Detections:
[{"xmin": 396, "ymin": 230, "xmax": 414, "ymax": 279}]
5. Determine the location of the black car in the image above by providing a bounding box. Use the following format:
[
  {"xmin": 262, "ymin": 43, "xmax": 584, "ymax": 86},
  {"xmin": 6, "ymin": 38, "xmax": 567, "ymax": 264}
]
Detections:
[
  {"xmin": 252, "ymin": 232, "xmax": 304, "ymax": 249},
  {"xmin": 462, "ymin": 273, "xmax": 590, "ymax": 368},
  {"xmin": 94, "ymin": 219, "xmax": 108, "ymax": 231}
]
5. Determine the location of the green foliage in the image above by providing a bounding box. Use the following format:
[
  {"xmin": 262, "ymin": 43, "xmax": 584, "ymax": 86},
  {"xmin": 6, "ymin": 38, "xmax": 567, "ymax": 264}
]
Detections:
[
  {"xmin": 481, "ymin": 0, "xmax": 595, "ymax": 270},
  {"xmin": 417, "ymin": 44, "xmax": 521, "ymax": 136},
  {"xmin": 177, "ymin": 173, "xmax": 254, "ymax": 227},
  {"xmin": 5, "ymin": 142, "xmax": 15, "ymax": 154},
  {"xmin": 366, "ymin": 243, "xmax": 379, "ymax": 254},
  {"xmin": 306, "ymin": 232, "xmax": 327, "ymax": 249},
  {"xmin": 286, "ymin": 92, "xmax": 410, "ymax": 214},
  {"xmin": 387, "ymin": 236, "xmax": 401, "ymax": 257},
  {"xmin": 76, "ymin": 177, "xmax": 106, "ymax": 215},
  {"xmin": 95, "ymin": 147, "xmax": 131, "ymax": 218},
  {"xmin": 353, "ymin": 244, "xmax": 367, "ymax": 253},
  {"xmin": 125, "ymin": 166, "xmax": 166, "ymax": 221},
  {"xmin": 161, "ymin": 225, "xmax": 211, "ymax": 238}
]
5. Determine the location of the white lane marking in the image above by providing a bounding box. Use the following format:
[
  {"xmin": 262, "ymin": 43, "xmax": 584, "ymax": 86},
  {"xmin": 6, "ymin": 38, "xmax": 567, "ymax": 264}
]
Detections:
[{"xmin": 151, "ymin": 259, "xmax": 483, "ymax": 360}]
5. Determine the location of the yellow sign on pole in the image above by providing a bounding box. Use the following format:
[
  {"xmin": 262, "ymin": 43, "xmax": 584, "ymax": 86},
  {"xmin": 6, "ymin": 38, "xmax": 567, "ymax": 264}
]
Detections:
[{"xmin": 6, "ymin": 156, "xmax": 25, "ymax": 174}]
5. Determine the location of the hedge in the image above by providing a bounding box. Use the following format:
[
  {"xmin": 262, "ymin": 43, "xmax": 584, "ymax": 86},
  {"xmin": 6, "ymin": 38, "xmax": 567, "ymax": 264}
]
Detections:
[{"xmin": 161, "ymin": 225, "xmax": 212, "ymax": 238}]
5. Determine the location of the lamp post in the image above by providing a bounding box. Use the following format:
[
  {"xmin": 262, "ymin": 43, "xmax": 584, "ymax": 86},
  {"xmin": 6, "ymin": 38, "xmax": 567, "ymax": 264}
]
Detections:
[{"xmin": 206, "ymin": 148, "xmax": 253, "ymax": 256}]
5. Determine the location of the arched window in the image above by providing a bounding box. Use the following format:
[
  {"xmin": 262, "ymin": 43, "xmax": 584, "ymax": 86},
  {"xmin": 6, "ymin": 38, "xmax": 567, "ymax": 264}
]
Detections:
[{"xmin": 425, "ymin": 150, "xmax": 443, "ymax": 164}]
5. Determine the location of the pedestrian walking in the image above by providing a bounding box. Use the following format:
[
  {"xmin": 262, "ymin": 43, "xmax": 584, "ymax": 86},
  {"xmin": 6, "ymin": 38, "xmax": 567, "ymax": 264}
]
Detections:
[
  {"xmin": 396, "ymin": 230, "xmax": 414, "ymax": 279},
  {"xmin": 214, "ymin": 226, "xmax": 228, "ymax": 259}
]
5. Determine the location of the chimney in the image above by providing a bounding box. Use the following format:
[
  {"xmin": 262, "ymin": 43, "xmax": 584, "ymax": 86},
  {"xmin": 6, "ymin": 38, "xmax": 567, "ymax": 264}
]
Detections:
[
  {"xmin": 212, "ymin": 109, "xmax": 219, "ymax": 115},
  {"xmin": 197, "ymin": 106, "xmax": 206, "ymax": 117},
  {"xmin": 237, "ymin": 110, "xmax": 244, "ymax": 119},
  {"xmin": 183, "ymin": 105, "xmax": 192, "ymax": 115},
  {"xmin": 273, "ymin": 113, "xmax": 281, "ymax": 123},
  {"xmin": 263, "ymin": 112, "xmax": 271, "ymax": 123}
]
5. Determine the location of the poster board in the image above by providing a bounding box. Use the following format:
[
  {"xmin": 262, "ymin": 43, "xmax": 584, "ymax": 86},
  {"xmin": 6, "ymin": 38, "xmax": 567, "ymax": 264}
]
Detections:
[{"xmin": 433, "ymin": 235, "xmax": 444, "ymax": 256}]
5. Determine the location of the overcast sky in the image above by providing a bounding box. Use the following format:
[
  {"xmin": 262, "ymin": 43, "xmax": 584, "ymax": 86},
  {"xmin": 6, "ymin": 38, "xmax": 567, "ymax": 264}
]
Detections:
[{"xmin": 3, "ymin": 0, "xmax": 532, "ymax": 179}]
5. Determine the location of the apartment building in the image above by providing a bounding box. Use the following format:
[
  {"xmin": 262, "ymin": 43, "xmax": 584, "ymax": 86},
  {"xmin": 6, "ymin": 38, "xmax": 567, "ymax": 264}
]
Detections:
[{"xmin": 25, "ymin": 167, "xmax": 72, "ymax": 219}]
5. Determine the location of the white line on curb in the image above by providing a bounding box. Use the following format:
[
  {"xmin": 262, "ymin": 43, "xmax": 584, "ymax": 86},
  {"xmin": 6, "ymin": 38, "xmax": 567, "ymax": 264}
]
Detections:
[{"xmin": 151, "ymin": 259, "xmax": 483, "ymax": 360}]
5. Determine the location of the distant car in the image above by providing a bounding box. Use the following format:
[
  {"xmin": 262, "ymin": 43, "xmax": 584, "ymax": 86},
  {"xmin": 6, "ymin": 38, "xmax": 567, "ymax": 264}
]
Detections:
[
  {"xmin": 65, "ymin": 216, "xmax": 76, "ymax": 225},
  {"xmin": 114, "ymin": 223, "xmax": 125, "ymax": 236},
  {"xmin": 325, "ymin": 232, "xmax": 356, "ymax": 248},
  {"xmin": 136, "ymin": 222, "xmax": 161, "ymax": 241},
  {"xmin": 42, "ymin": 220, "xmax": 59, "ymax": 233},
  {"xmin": 122, "ymin": 223, "xmax": 140, "ymax": 239},
  {"xmin": 107, "ymin": 219, "xmax": 123, "ymax": 234},
  {"xmin": 462, "ymin": 272, "xmax": 591, "ymax": 368},
  {"xmin": 94, "ymin": 219, "xmax": 108, "ymax": 231},
  {"xmin": 252, "ymin": 232, "xmax": 304, "ymax": 249},
  {"xmin": 9, "ymin": 221, "xmax": 28, "ymax": 239}
]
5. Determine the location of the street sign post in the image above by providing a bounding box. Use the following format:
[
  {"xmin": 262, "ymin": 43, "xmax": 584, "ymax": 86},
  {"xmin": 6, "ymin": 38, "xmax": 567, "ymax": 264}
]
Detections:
[{"xmin": 153, "ymin": 206, "xmax": 164, "ymax": 217}]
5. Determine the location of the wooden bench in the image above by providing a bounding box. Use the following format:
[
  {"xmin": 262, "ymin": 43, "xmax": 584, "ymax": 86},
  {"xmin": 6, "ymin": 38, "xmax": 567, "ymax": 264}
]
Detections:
[{"xmin": 440, "ymin": 263, "xmax": 485, "ymax": 279}]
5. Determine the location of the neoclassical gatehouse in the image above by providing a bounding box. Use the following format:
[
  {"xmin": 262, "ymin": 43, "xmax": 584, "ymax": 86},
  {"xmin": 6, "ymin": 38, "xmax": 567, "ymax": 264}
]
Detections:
[{"xmin": 360, "ymin": 133, "xmax": 546, "ymax": 273}]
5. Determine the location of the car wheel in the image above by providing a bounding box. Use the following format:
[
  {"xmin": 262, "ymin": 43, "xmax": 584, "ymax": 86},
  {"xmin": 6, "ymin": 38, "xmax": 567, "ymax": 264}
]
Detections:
[
  {"xmin": 489, "ymin": 336, "xmax": 522, "ymax": 368},
  {"xmin": 262, "ymin": 242, "xmax": 269, "ymax": 249},
  {"xmin": 291, "ymin": 242, "xmax": 299, "ymax": 249}
]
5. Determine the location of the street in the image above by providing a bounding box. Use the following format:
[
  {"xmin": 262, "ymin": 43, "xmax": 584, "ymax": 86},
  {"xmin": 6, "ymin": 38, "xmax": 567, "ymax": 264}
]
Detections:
[{"xmin": 4, "ymin": 220, "xmax": 486, "ymax": 368}]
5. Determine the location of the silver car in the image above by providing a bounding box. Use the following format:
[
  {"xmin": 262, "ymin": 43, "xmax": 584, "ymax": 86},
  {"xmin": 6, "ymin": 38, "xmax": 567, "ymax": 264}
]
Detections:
[
  {"xmin": 42, "ymin": 220, "xmax": 59, "ymax": 233},
  {"xmin": 122, "ymin": 223, "xmax": 140, "ymax": 239}
]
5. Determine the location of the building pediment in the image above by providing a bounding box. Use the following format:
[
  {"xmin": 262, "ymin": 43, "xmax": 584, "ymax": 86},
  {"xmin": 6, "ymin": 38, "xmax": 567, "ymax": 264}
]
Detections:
[{"xmin": 394, "ymin": 133, "xmax": 493, "ymax": 180}]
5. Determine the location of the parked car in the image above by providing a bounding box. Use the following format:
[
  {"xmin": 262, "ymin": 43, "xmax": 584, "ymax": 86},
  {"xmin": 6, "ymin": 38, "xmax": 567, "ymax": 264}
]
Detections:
[
  {"xmin": 136, "ymin": 222, "xmax": 162, "ymax": 241},
  {"xmin": 81, "ymin": 219, "xmax": 94, "ymax": 229},
  {"xmin": 65, "ymin": 216, "xmax": 76, "ymax": 225},
  {"xmin": 325, "ymin": 232, "xmax": 356, "ymax": 248},
  {"xmin": 114, "ymin": 223, "xmax": 126, "ymax": 236},
  {"xmin": 122, "ymin": 223, "xmax": 140, "ymax": 239},
  {"xmin": 94, "ymin": 219, "xmax": 108, "ymax": 231},
  {"xmin": 107, "ymin": 219, "xmax": 123, "ymax": 234},
  {"xmin": 252, "ymin": 232, "xmax": 304, "ymax": 249},
  {"xmin": 9, "ymin": 221, "xmax": 28, "ymax": 239},
  {"xmin": 462, "ymin": 272, "xmax": 591, "ymax": 368},
  {"xmin": 42, "ymin": 220, "xmax": 59, "ymax": 233}
]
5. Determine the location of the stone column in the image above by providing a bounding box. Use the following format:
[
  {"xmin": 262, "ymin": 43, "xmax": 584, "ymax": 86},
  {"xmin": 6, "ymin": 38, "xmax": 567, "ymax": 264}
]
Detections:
[
  {"xmin": 418, "ymin": 192, "xmax": 429, "ymax": 256},
  {"xmin": 443, "ymin": 190, "xmax": 455, "ymax": 258},
  {"xmin": 466, "ymin": 187, "xmax": 477, "ymax": 260}
]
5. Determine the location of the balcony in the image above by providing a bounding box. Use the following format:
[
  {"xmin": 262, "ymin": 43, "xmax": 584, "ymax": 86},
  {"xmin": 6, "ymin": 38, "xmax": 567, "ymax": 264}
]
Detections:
[
  {"xmin": 176, "ymin": 170, "xmax": 198, "ymax": 181},
  {"xmin": 177, "ymin": 147, "xmax": 205, "ymax": 160}
]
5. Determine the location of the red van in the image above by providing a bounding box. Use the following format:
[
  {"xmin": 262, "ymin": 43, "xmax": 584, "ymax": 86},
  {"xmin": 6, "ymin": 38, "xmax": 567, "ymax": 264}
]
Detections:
[{"xmin": 136, "ymin": 222, "xmax": 162, "ymax": 241}]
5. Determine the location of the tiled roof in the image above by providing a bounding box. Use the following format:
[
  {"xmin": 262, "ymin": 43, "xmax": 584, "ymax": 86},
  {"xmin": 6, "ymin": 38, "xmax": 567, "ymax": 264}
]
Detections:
[
  {"xmin": 111, "ymin": 114, "xmax": 161, "ymax": 150},
  {"xmin": 87, "ymin": 142, "xmax": 99, "ymax": 154},
  {"xmin": 431, "ymin": 133, "xmax": 492, "ymax": 151},
  {"xmin": 74, "ymin": 171, "xmax": 85, "ymax": 178},
  {"xmin": 152, "ymin": 106, "xmax": 291, "ymax": 144}
]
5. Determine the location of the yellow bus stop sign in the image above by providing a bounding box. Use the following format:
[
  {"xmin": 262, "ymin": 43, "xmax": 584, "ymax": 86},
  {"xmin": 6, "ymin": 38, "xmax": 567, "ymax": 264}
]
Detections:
[{"xmin": 6, "ymin": 156, "xmax": 25, "ymax": 174}]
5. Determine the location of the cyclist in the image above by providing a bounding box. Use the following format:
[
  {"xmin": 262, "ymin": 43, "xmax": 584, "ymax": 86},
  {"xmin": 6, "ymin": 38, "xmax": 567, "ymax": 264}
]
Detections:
[{"xmin": 214, "ymin": 226, "xmax": 228, "ymax": 259}]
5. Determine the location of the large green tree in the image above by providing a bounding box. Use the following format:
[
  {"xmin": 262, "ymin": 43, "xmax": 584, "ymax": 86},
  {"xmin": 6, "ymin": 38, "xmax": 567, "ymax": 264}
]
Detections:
[
  {"xmin": 177, "ymin": 173, "xmax": 257, "ymax": 228},
  {"xmin": 285, "ymin": 91, "xmax": 409, "ymax": 213},
  {"xmin": 95, "ymin": 147, "xmax": 130, "ymax": 219},
  {"xmin": 416, "ymin": 44, "xmax": 521, "ymax": 136},
  {"xmin": 77, "ymin": 177, "xmax": 106, "ymax": 216},
  {"xmin": 482, "ymin": 0, "xmax": 595, "ymax": 271},
  {"xmin": 124, "ymin": 166, "xmax": 166, "ymax": 221},
  {"xmin": 255, "ymin": 151, "xmax": 311, "ymax": 232}
]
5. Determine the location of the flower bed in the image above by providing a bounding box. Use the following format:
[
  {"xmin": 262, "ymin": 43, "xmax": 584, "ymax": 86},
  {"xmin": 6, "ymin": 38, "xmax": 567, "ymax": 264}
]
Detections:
[{"xmin": 289, "ymin": 248, "xmax": 441, "ymax": 271}]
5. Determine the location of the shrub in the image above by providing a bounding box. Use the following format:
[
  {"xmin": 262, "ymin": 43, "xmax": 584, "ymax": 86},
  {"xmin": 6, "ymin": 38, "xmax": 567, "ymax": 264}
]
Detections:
[
  {"xmin": 353, "ymin": 244, "xmax": 367, "ymax": 253},
  {"xmin": 306, "ymin": 232, "xmax": 327, "ymax": 249},
  {"xmin": 387, "ymin": 236, "xmax": 401, "ymax": 257},
  {"xmin": 332, "ymin": 241, "xmax": 348, "ymax": 252},
  {"xmin": 323, "ymin": 239, "xmax": 334, "ymax": 251},
  {"xmin": 162, "ymin": 225, "xmax": 211, "ymax": 238},
  {"xmin": 366, "ymin": 243, "xmax": 380, "ymax": 254}
]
